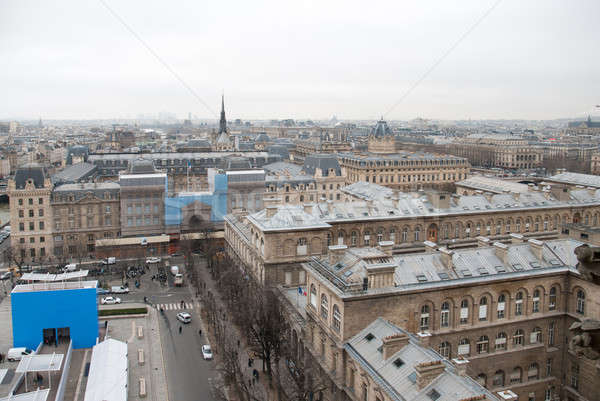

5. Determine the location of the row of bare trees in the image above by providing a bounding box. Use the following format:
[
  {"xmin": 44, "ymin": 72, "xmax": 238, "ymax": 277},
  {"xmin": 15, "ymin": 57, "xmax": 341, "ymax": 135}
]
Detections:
[{"xmin": 190, "ymin": 247, "xmax": 328, "ymax": 401}]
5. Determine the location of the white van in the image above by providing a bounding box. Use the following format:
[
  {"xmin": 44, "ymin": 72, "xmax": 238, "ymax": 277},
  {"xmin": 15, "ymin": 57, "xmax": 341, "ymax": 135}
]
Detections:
[
  {"xmin": 64, "ymin": 263, "xmax": 77, "ymax": 272},
  {"xmin": 7, "ymin": 347, "xmax": 33, "ymax": 362}
]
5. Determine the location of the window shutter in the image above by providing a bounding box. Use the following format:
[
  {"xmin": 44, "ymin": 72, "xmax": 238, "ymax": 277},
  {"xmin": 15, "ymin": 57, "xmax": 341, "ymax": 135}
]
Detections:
[{"xmin": 530, "ymin": 332, "xmax": 538, "ymax": 343}]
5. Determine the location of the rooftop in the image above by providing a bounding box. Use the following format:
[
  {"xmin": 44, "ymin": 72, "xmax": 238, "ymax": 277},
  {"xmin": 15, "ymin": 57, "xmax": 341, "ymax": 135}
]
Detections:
[
  {"xmin": 546, "ymin": 171, "xmax": 600, "ymax": 188},
  {"xmin": 456, "ymin": 176, "xmax": 531, "ymax": 194},
  {"xmin": 51, "ymin": 162, "xmax": 96, "ymax": 185},
  {"xmin": 11, "ymin": 280, "xmax": 98, "ymax": 293}
]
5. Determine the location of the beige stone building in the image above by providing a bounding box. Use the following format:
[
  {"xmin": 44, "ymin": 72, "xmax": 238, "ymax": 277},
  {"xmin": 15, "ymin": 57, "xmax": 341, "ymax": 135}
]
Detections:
[
  {"xmin": 590, "ymin": 153, "xmax": 600, "ymax": 175},
  {"xmin": 51, "ymin": 182, "xmax": 120, "ymax": 260},
  {"xmin": 293, "ymin": 237, "xmax": 599, "ymax": 401},
  {"xmin": 225, "ymin": 181, "xmax": 600, "ymax": 286},
  {"xmin": 8, "ymin": 164, "xmax": 54, "ymax": 265}
]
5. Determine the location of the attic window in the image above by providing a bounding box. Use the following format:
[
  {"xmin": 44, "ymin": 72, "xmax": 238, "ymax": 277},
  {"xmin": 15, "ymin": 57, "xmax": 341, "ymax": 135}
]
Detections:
[
  {"xmin": 529, "ymin": 261, "xmax": 541, "ymax": 269},
  {"xmin": 377, "ymin": 346, "xmax": 383, "ymax": 353},
  {"xmin": 416, "ymin": 274, "xmax": 428, "ymax": 282},
  {"xmin": 512, "ymin": 263, "xmax": 523, "ymax": 271},
  {"xmin": 334, "ymin": 263, "xmax": 344, "ymax": 270},
  {"xmin": 407, "ymin": 371, "xmax": 417, "ymax": 384},
  {"xmin": 438, "ymin": 272, "xmax": 449, "ymax": 280},
  {"xmin": 461, "ymin": 269, "xmax": 472, "ymax": 277},
  {"xmin": 495, "ymin": 265, "xmax": 506, "ymax": 273},
  {"xmin": 427, "ymin": 389, "xmax": 441, "ymax": 401},
  {"xmin": 393, "ymin": 358, "xmax": 404, "ymax": 368},
  {"xmin": 478, "ymin": 267, "xmax": 489, "ymax": 275},
  {"xmin": 549, "ymin": 259, "xmax": 560, "ymax": 266},
  {"xmin": 364, "ymin": 333, "xmax": 375, "ymax": 342}
]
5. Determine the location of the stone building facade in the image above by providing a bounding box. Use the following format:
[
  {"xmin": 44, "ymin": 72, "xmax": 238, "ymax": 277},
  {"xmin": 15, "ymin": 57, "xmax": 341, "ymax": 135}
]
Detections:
[
  {"xmin": 297, "ymin": 237, "xmax": 600, "ymax": 401},
  {"xmin": 225, "ymin": 181, "xmax": 600, "ymax": 287}
]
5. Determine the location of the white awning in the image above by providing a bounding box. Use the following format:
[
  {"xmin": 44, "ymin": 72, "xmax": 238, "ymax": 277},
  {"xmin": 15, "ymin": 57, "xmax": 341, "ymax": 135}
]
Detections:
[
  {"xmin": 84, "ymin": 338, "xmax": 128, "ymax": 401},
  {"xmin": 20, "ymin": 270, "xmax": 89, "ymax": 282},
  {"xmin": 16, "ymin": 353, "xmax": 64, "ymax": 373},
  {"xmin": 0, "ymin": 389, "xmax": 50, "ymax": 401}
]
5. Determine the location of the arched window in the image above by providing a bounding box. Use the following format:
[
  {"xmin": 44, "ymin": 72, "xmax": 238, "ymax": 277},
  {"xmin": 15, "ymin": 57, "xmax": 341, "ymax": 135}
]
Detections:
[
  {"xmin": 506, "ymin": 219, "xmax": 511, "ymax": 233},
  {"xmin": 477, "ymin": 335, "xmax": 489, "ymax": 354},
  {"xmin": 326, "ymin": 233, "xmax": 332, "ymax": 246},
  {"xmin": 402, "ymin": 228, "xmax": 408, "ymax": 242},
  {"xmin": 332, "ymin": 305, "xmax": 341, "ymax": 332},
  {"xmin": 549, "ymin": 286, "xmax": 557, "ymax": 310},
  {"xmin": 458, "ymin": 338, "xmax": 470, "ymax": 356},
  {"xmin": 414, "ymin": 227, "xmax": 420, "ymax": 241},
  {"xmin": 531, "ymin": 327, "xmax": 542, "ymax": 344},
  {"xmin": 514, "ymin": 329, "xmax": 524, "ymax": 346},
  {"xmin": 532, "ymin": 289, "xmax": 540, "ymax": 313},
  {"xmin": 515, "ymin": 291, "xmax": 524, "ymax": 316},
  {"xmin": 516, "ymin": 219, "xmax": 521, "ymax": 232},
  {"xmin": 300, "ymin": 195, "xmax": 304, "ymax": 202},
  {"xmin": 364, "ymin": 230, "xmax": 371, "ymax": 246},
  {"xmin": 440, "ymin": 302, "xmax": 450, "ymax": 328},
  {"xmin": 479, "ymin": 297, "xmax": 488, "ymax": 321},
  {"xmin": 320, "ymin": 294, "xmax": 328, "ymax": 320},
  {"xmin": 497, "ymin": 294, "xmax": 506, "ymax": 319},
  {"xmin": 528, "ymin": 363, "xmax": 539, "ymax": 381},
  {"xmin": 576, "ymin": 290, "xmax": 585, "ymax": 314},
  {"xmin": 477, "ymin": 373, "xmax": 487, "ymax": 387},
  {"xmin": 420, "ymin": 305, "xmax": 430, "ymax": 332},
  {"xmin": 493, "ymin": 370, "xmax": 505, "ymax": 387},
  {"xmin": 310, "ymin": 285, "xmax": 317, "ymax": 308},
  {"xmin": 351, "ymin": 231, "xmax": 357, "ymax": 246},
  {"xmin": 460, "ymin": 299, "xmax": 469, "ymax": 324},
  {"xmin": 438, "ymin": 341, "xmax": 450, "ymax": 359},
  {"xmin": 510, "ymin": 367, "xmax": 522, "ymax": 384},
  {"xmin": 495, "ymin": 332, "xmax": 507, "ymax": 351}
]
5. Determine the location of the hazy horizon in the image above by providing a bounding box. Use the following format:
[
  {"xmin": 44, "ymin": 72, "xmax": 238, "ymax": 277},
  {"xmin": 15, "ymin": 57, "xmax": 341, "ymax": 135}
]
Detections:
[{"xmin": 2, "ymin": 0, "xmax": 599, "ymax": 121}]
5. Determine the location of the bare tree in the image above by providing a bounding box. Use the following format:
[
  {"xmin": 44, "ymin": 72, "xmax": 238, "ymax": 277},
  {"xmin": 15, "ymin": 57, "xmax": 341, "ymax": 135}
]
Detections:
[{"xmin": 273, "ymin": 352, "xmax": 329, "ymax": 401}]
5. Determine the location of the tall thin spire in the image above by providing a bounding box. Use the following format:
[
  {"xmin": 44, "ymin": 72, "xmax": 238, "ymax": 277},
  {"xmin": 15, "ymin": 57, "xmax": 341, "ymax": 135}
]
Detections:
[{"xmin": 219, "ymin": 94, "xmax": 227, "ymax": 134}]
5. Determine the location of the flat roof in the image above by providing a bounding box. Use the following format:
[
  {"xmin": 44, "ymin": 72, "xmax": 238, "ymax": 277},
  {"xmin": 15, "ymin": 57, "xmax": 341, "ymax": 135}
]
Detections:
[
  {"xmin": 20, "ymin": 270, "xmax": 89, "ymax": 282},
  {"xmin": 83, "ymin": 339, "xmax": 128, "ymax": 401},
  {"xmin": 0, "ymin": 389, "xmax": 50, "ymax": 401},
  {"xmin": 11, "ymin": 280, "xmax": 98, "ymax": 293}
]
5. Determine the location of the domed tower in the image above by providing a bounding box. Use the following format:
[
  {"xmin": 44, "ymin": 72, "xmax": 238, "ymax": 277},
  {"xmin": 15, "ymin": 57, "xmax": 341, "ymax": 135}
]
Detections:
[{"xmin": 368, "ymin": 118, "xmax": 396, "ymax": 154}]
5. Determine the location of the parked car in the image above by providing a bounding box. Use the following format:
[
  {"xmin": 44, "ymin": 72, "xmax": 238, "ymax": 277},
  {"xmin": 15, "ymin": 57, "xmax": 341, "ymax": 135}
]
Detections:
[
  {"xmin": 111, "ymin": 285, "xmax": 129, "ymax": 294},
  {"xmin": 96, "ymin": 287, "xmax": 110, "ymax": 295},
  {"xmin": 176, "ymin": 312, "xmax": 192, "ymax": 323},
  {"xmin": 170, "ymin": 252, "xmax": 182, "ymax": 257},
  {"xmin": 201, "ymin": 344, "xmax": 213, "ymax": 360},
  {"xmin": 146, "ymin": 257, "xmax": 161, "ymax": 264},
  {"xmin": 7, "ymin": 347, "xmax": 33, "ymax": 362},
  {"xmin": 63, "ymin": 263, "xmax": 77, "ymax": 272},
  {"xmin": 101, "ymin": 257, "xmax": 116, "ymax": 265},
  {"xmin": 0, "ymin": 271, "xmax": 11, "ymax": 280},
  {"xmin": 101, "ymin": 296, "xmax": 121, "ymax": 305}
]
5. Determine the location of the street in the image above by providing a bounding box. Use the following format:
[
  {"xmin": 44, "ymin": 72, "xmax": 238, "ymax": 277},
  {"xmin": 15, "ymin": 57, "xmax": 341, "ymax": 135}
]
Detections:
[{"xmin": 95, "ymin": 255, "xmax": 218, "ymax": 401}]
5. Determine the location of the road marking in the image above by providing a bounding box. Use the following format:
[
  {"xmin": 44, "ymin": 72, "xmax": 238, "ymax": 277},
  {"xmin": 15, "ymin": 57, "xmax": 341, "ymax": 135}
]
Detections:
[
  {"xmin": 73, "ymin": 348, "xmax": 89, "ymax": 401},
  {"xmin": 156, "ymin": 302, "xmax": 195, "ymax": 311}
]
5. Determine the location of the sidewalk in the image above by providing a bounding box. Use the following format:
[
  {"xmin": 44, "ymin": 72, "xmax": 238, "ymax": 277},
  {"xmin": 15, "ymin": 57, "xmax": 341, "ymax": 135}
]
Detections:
[{"xmin": 191, "ymin": 261, "xmax": 272, "ymax": 401}]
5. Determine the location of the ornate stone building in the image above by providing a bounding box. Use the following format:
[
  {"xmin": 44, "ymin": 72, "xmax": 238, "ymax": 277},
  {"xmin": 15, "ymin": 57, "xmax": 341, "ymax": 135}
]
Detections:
[
  {"xmin": 8, "ymin": 164, "xmax": 54, "ymax": 264},
  {"xmin": 295, "ymin": 237, "xmax": 600, "ymax": 401}
]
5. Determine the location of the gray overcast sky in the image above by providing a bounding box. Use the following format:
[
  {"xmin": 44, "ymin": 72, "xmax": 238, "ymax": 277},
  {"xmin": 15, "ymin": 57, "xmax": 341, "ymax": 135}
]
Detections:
[{"xmin": 1, "ymin": 0, "xmax": 599, "ymax": 121}]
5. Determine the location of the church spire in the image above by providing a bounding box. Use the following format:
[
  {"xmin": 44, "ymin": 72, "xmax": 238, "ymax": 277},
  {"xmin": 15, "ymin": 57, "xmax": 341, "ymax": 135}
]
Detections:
[{"xmin": 219, "ymin": 94, "xmax": 227, "ymax": 134}]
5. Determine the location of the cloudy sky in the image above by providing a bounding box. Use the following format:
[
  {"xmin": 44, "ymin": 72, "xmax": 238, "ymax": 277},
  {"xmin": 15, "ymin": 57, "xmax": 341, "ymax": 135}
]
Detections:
[{"xmin": 1, "ymin": 0, "xmax": 599, "ymax": 121}]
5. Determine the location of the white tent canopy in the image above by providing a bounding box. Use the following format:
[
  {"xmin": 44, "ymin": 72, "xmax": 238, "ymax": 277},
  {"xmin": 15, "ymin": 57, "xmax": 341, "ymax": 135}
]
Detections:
[
  {"xmin": 16, "ymin": 354, "xmax": 63, "ymax": 373},
  {"xmin": 0, "ymin": 389, "xmax": 50, "ymax": 401},
  {"xmin": 84, "ymin": 338, "xmax": 128, "ymax": 401},
  {"xmin": 20, "ymin": 270, "xmax": 89, "ymax": 282}
]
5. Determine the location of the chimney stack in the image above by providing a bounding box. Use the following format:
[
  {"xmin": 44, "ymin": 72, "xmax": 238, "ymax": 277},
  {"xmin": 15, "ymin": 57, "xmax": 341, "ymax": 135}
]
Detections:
[
  {"xmin": 326, "ymin": 200, "xmax": 334, "ymax": 214},
  {"xmin": 528, "ymin": 238, "xmax": 544, "ymax": 260},
  {"xmin": 493, "ymin": 242, "xmax": 508, "ymax": 263},
  {"xmin": 476, "ymin": 236, "xmax": 490, "ymax": 248},
  {"xmin": 439, "ymin": 247, "xmax": 454, "ymax": 269},
  {"xmin": 381, "ymin": 333, "xmax": 409, "ymax": 360},
  {"xmin": 378, "ymin": 241, "xmax": 394, "ymax": 256},
  {"xmin": 510, "ymin": 233, "xmax": 525, "ymax": 244},
  {"xmin": 266, "ymin": 206, "xmax": 278, "ymax": 218},
  {"xmin": 423, "ymin": 241, "xmax": 437, "ymax": 253},
  {"xmin": 303, "ymin": 203, "xmax": 313, "ymax": 214},
  {"xmin": 451, "ymin": 357, "xmax": 470, "ymax": 377},
  {"xmin": 328, "ymin": 245, "xmax": 347, "ymax": 265},
  {"xmin": 415, "ymin": 360, "xmax": 445, "ymax": 390}
]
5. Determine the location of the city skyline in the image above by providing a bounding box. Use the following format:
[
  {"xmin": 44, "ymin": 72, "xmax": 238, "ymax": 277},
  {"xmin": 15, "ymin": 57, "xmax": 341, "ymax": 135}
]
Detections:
[{"xmin": 2, "ymin": 0, "xmax": 600, "ymax": 121}]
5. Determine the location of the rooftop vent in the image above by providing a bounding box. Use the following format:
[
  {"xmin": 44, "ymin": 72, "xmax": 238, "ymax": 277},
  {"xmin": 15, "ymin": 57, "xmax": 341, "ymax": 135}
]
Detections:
[
  {"xmin": 427, "ymin": 389, "xmax": 441, "ymax": 401},
  {"xmin": 393, "ymin": 358, "xmax": 405, "ymax": 368},
  {"xmin": 364, "ymin": 333, "xmax": 375, "ymax": 342}
]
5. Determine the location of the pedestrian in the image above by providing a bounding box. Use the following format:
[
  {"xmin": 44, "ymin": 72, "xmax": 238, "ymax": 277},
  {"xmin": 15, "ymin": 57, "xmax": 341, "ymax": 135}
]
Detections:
[
  {"xmin": 199, "ymin": 329, "xmax": 202, "ymax": 336},
  {"xmin": 0, "ymin": 353, "xmax": 4, "ymax": 364},
  {"xmin": 179, "ymin": 326, "xmax": 182, "ymax": 334},
  {"xmin": 248, "ymin": 358, "xmax": 252, "ymax": 367},
  {"xmin": 237, "ymin": 339, "xmax": 240, "ymax": 348}
]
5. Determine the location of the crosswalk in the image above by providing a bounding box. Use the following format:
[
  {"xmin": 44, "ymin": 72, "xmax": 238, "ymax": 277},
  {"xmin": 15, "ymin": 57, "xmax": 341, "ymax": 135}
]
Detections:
[{"xmin": 156, "ymin": 302, "xmax": 197, "ymax": 311}]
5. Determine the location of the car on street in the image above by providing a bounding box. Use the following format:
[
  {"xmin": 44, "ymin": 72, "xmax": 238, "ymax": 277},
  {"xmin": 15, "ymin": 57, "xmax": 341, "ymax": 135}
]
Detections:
[
  {"xmin": 170, "ymin": 252, "xmax": 182, "ymax": 257},
  {"xmin": 7, "ymin": 347, "xmax": 34, "ymax": 362},
  {"xmin": 146, "ymin": 256, "xmax": 161, "ymax": 264},
  {"xmin": 101, "ymin": 257, "xmax": 116, "ymax": 265},
  {"xmin": 96, "ymin": 287, "xmax": 110, "ymax": 295},
  {"xmin": 111, "ymin": 285, "xmax": 129, "ymax": 294},
  {"xmin": 201, "ymin": 344, "xmax": 213, "ymax": 360},
  {"xmin": 101, "ymin": 296, "xmax": 121, "ymax": 305},
  {"xmin": 176, "ymin": 312, "xmax": 192, "ymax": 323},
  {"xmin": 0, "ymin": 271, "xmax": 11, "ymax": 280}
]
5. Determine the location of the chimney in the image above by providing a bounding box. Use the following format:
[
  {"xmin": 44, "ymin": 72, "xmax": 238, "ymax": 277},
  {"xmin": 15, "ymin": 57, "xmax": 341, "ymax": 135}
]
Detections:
[
  {"xmin": 458, "ymin": 396, "xmax": 487, "ymax": 401},
  {"xmin": 266, "ymin": 206, "xmax": 278, "ymax": 218},
  {"xmin": 264, "ymin": 197, "xmax": 280, "ymax": 208},
  {"xmin": 423, "ymin": 241, "xmax": 437, "ymax": 253},
  {"xmin": 510, "ymin": 233, "xmax": 525, "ymax": 244},
  {"xmin": 303, "ymin": 203, "xmax": 313, "ymax": 214},
  {"xmin": 451, "ymin": 357, "xmax": 470, "ymax": 376},
  {"xmin": 328, "ymin": 245, "xmax": 347, "ymax": 265},
  {"xmin": 587, "ymin": 187, "xmax": 596, "ymax": 196},
  {"xmin": 326, "ymin": 200, "xmax": 334, "ymax": 214},
  {"xmin": 439, "ymin": 247, "xmax": 453, "ymax": 269},
  {"xmin": 493, "ymin": 242, "xmax": 508, "ymax": 263},
  {"xmin": 496, "ymin": 390, "xmax": 518, "ymax": 401},
  {"xmin": 528, "ymin": 238, "xmax": 544, "ymax": 260},
  {"xmin": 512, "ymin": 192, "xmax": 520, "ymax": 201},
  {"xmin": 476, "ymin": 236, "xmax": 490, "ymax": 248},
  {"xmin": 381, "ymin": 333, "xmax": 409, "ymax": 360},
  {"xmin": 550, "ymin": 184, "xmax": 570, "ymax": 202},
  {"xmin": 378, "ymin": 241, "xmax": 394, "ymax": 256},
  {"xmin": 415, "ymin": 360, "xmax": 445, "ymax": 390}
]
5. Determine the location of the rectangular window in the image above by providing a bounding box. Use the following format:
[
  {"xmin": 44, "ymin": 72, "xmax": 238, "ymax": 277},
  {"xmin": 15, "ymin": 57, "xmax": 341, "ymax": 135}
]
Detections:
[
  {"xmin": 29, "ymin": 222, "xmax": 34, "ymax": 231},
  {"xmin": 39, "ymin": 222, "xmax": 44, "ymax": 230},
  {"xmin": 38, "ymin": 198, "xmax": 43, "ymax": 205},
  {"xmin": 39, "ymin": 209, "xmax": 44, "ymax": 217}
]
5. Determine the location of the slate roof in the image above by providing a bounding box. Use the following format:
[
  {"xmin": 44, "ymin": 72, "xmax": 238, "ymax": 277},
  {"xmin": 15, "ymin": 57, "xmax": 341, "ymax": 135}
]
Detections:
[
  {"xmin": 303, "ymin": 154, "xmax": 341, "ymax": 176},
  {"xmin": 51, "ymin": 162, "xmax": 97, "ymax": 185},
  {"xmin": 129, "ymin": 159, "xmax": 156, "ymax": 174},
  {"xmin": 346, "ymin": 318, "xmax": 500, "ymax": 401},
  {"xmin": 53, "ymin": 182, "xmax": 120, "ymax": 201},
  {"xmin": 456, "ymin": 176, "xmax": 531, "ymax": 194},
  {"xmin": 247, "ymin": 205, "xmax": 329, "ymax": 231},
  {"xmin": 546, "ymin": 171, "xmax": 600, "ymax": 189},
  {"xmin": 14, "ymin": 163, "xmax": 47, "ymax": 189},
  {"xmin": 372, "ymin": 119, "xmax": 392, "ymax": 138}
]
